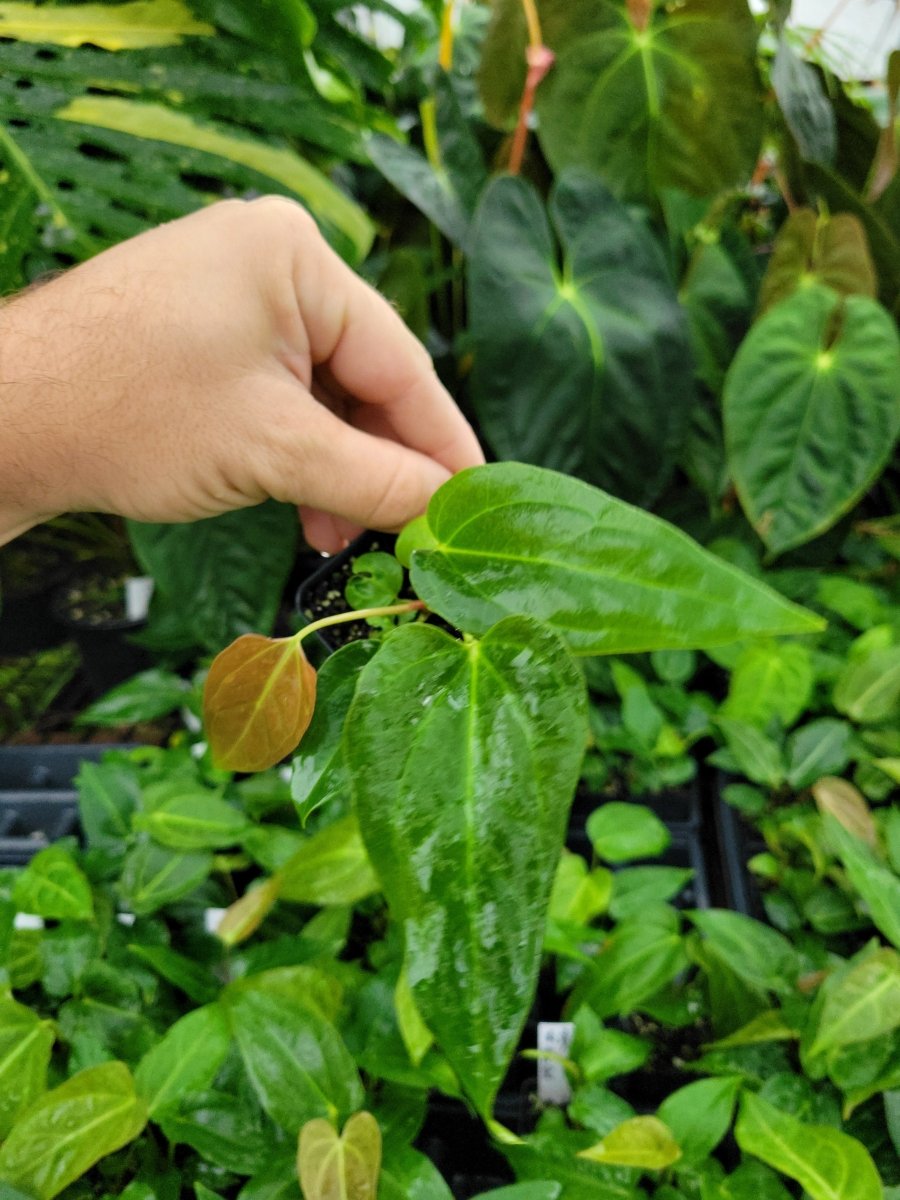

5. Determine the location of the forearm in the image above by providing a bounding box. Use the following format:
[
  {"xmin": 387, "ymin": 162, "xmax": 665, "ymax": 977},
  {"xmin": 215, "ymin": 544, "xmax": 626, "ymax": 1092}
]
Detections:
[{"xmin": 0, "ymin": 291, "xmax": 69, "ymax": 545}]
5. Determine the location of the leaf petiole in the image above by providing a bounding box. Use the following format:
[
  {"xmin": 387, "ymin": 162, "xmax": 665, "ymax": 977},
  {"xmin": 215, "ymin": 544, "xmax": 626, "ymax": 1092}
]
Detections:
[{"xmin": 296, "ymin": 600, "xmax": 427, "ymax": 642}]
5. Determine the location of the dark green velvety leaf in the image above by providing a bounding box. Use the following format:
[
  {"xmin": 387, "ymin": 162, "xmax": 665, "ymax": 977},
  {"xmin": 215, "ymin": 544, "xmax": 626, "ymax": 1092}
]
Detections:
[
  {"xmin": 346, "ymin": 616, "xmax": 587, "ymax": 1117},
  {"xmin": 77, "ymin": 669, "xmax": 190, "ymax": 727},
  {"xmin": 468, "ymin": 172, "xmax": 694, "ymax": 505},
  {"xmin": 12, "ymin": 846, "xmax": 94, "ymax": 921},
  {"xmin": 0, "ymin": 1061, "xmax": 147, "ymax": 1200},
  {"xmin": 128, "ymin": 502, "xmax": 298, "ymax": 653},
  {"xmin": 134, "ymin": 1004, "xmax": 231, "ymax": 1116},
  {"xmin": 0, "ymin": 996, "xmax": 55, "ymax": 1138},
  {"xmin": 119, "ymin": 842, "xmax": 213, "ymax": 915},
  {"xmin": 76, "ymin": 759, "xmax": 142, "ymax": 849},
  {"xmin": 224, "ymin": 983, "xmax": 363, "ymax": 1132},
  {"xmin": 724, "ymin": 285, "xmax": 900, "ymax": 556},
  {"xmin": 290, "ymin": 640, "xmax": 377, "ymax": 826},
  {"xmin": 758, "ymin": 210, "xmax": 876, "ymax": 314},
  {"xmin": 535, "ymin": 0, "xmax": 763, "ymax": 203},
  {"xmin": 771, "ymin": 35, "xmax": 836, "ymax": 167},
  {"xmin": 402, "ymin": 463, "xmax": 823, "ymax": 655},
  {"xmin": 735, "ymin": 1092, "xmax": 882, "ymax": 1200},
  {"xmin": 134, "ymin": 793, "xmax": 250, "ymax": 850}
]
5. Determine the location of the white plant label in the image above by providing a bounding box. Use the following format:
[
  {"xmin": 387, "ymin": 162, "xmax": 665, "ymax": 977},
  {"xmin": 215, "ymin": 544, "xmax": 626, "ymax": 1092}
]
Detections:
[{"xmin": 537, "ymin": 1020, "xmax": 575, "ymax": 1105}]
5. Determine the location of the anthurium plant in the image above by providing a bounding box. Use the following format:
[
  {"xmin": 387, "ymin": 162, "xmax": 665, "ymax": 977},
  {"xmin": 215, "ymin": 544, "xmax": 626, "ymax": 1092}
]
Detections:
[
  {"xmin": 1, "ymin": 467, "xmax": 898, "ymax": 1198},
  {"xmin": 201, "ymin": 462, "xmax": 821, "ymax": 1122}
]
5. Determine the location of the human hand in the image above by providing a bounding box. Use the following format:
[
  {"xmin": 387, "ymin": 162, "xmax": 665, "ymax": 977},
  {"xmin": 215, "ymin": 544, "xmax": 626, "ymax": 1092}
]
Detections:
[{"xmin": 0, "ymin": 196, "xmax": 483, "ymax": 552}]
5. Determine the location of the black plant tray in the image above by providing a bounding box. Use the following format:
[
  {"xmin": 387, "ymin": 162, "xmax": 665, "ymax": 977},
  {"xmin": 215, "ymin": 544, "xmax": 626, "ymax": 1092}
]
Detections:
[
  {"xmin": 0, "ymin": 743, "xmax": 134, "ymax": 865},
  {"xmin": 712, "ymin": 790, "xmax": 767, "ymax": 921}
]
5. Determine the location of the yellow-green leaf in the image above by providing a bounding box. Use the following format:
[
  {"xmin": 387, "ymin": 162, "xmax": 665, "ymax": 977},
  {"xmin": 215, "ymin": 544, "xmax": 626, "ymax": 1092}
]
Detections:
[
  {"xmin": 395, "ymin": 968, "xmax": 433, "ymax": 1068},
  {"xmin": 297, "ymin": 1111, "xmax": 381, "ymax": 1200},
  {"xmin": 215, "ymin": 876, "xmax": 283, "ymax": 946},
  {"xmin": 0, "ymin": 0, "xmax": 213, "ymax": 48},
  {"xmin": 56, "ymin": 96, "xmax": 374, "ymax": 262},
  {"xmin": 204, "ymin": 634, "xmax": 317, "ymax": 772},
  {"xmin": 577, "ymin": 1115, "xmax": 682, "ymax": 1169}
]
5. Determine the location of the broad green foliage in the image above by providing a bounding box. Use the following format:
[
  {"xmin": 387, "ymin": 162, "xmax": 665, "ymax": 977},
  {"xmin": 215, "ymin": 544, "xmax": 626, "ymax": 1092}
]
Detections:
[
  {"xmin": 403, "ymin": 464, "xmax": 823, "ymax": 654},
  {"xmin": 758, "ymin": 210, "xmax": 877, "ymax": 313},
  {"xmin": 0, "ymin": 0, "xmax": 214, "ymax": 48},
  {"xmin": 12, "ymin": 845, "xmax": 93, "ymax": 920},
  {"xmin": 735, "ymin": 1092, "xmax": 882, "ymax": 1200},
  {"xmin": 128, "ymin": 501, "xmax": 299, "ymax": 654},
  {"xmin": 724, "ymin": 285, "xmax": 900, "ymax": 556},
  {"xmin": 0, "ymin": 1062, "xmax": 147, "ymax": 1199},
  {"xmin": 578, "ymin": 1115, "xmax": 681, "ymax": 1168},
  {"xmin": 347, "ymin": 616, "xmax": 586, "ymax": 1116},
  {"xmin": 0, "ymin": 996, "xmax": 54, "ymax": 1137},
  {"xmin": 468, "ymin": 172, "xmax": 694, "ymax": 503},
  {"xmin": 134, "ymin": 1004, "xmax": 230, "ymax": 1115}
]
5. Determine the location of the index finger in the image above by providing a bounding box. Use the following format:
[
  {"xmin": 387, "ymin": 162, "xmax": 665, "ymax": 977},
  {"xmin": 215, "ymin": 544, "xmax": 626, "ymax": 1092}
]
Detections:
[{"xmin": 293, "ymin": 230, "xmax": 484, "ymax": 475}]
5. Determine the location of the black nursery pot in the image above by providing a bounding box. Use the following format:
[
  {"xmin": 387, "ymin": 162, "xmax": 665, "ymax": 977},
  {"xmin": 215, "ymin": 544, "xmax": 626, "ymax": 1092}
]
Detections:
[
  {"xmin": 51, "ymin": 573, "xmax": 151, "ymax": 696},
  {"xmin": 295, "ymin": 531, "xmax": 398, "ymax": 657}
]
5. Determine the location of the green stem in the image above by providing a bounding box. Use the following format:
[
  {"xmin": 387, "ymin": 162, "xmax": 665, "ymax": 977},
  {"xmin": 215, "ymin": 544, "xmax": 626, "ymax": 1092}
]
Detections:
[{"xmin": 297, "ymin": 599, "xmax": 427, "ymax": 642}]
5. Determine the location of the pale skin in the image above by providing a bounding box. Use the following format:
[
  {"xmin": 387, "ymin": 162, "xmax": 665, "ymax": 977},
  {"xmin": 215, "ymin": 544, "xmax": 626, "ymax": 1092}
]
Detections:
[{"xmin": 0, "ymin": 195, "xmax": 484, "ymax": 554}]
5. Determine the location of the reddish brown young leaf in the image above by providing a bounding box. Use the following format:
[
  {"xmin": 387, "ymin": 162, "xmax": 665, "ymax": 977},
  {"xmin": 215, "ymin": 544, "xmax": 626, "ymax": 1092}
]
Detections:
[{"xmin": 204, "ymin": 634, "xmax": 317, "ymax": 772}]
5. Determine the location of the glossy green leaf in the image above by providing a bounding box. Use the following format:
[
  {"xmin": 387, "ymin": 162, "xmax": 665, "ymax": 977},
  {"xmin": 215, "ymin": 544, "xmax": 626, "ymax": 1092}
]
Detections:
[
  {"xmin": 0, "ymin": 1061, "xmax": 147, "ymax": 1200},
  {"xmin": 689, "ymin": 910, "xmax": 801, "ymax": 995},
  {"xmin": 578, "ymin": 1115, "xmax": 681, "ymax": 1169},
  {"xmin": 278, "ymin": 814, "xmax": 379, "ymax": 906},
  {"xmin": 715, "ymin": 718, "xmax": 785, "ymax": 787},
  {"xmin": 157, "ymin": 1090, "xmax": 275, "ymax": 1176},
  {"xmin": 118, "ymin": 842, "xmax": 212, "ymax": 915},
  {"xmin": 346, "ymin": 616, "xmax": 587, "ymax": 1116},
  {"xmin": 0, "ymin": 0, "xmax": 213, "ymax": 48},
  {"xmin": 548, "ymin": 852, "xmax": 612, "ymax": 925},
  {"xmin": 473, "ymin": 1187, "xmax": 562, "ymax": 1199},
  {"xmin": 75, "ymin": 760, "xmax": 141, "ymax": 848},
  {"xmin": 0, "ymin": 996, "xmax": 54, "ymax": 1137},
  {"xmin": 403, "ymin": 463, "xmax": 823, "ymax": 656},
  {"xmin": 786, "ymin": 719, "xmax": 854, "ymax": 790},
  {"xmin": 570, "ymin": 1012, "xmax": 649, "ymax": 1084},
  {"xmin": 378, "ymin": 1146, "xmax": 454, "ymax": 1200},
  {"xmin": 290, "ymin": 641, "xmax": 377, "ymax": 826},
  {"xmin": 806, "ymin": 948, "xmax": 900, "ymax": 1061},
  {"xmin": 135, "ymin": 793, "xmax": 249, "ymax": 850},
  {"xmin": 534, "ymin": 0, "xmax": 762, "ymax": 202},
  {"xmin": 608, "ymin": 866, "xmax": 694, "ymax": 921},
  {"xmin": 724, "ymin": 285, "xmax": 900, "ymax": 555},
  {"xmin": 735, "ymin": 1092, "xmax": 882, "ymax": 1200},
  {"xmin": 758, "ymin": 210, "xmax": 876, "ymax": 314},
  {"xmin": 224, "ymin": 984, "xmax": 363, "ymax": 1132},
  {"xmin": 586, "ymin": 911, "xmax": 689, "ymax": 1019},
  {"xmin": 586, "ymin": 803, "xmax": 670, "ymax": 863},
  {"xmin": 126, "ymin": 942, "xmax": 218, "ymax": 1005},
  {"xmin": 12, "ymin": 845, "xmax": 93, "ymax": 921},
  {"xmin": 833, "ymin": 644, "xmax": 900, "ymax": 724},
  {"xmin": 134, "ymin": 1004, "xmax": 230, "ymax": 1116},
  {"xmin": 656, "ymin": 1076, "xmax": 741, "ymax": 1163},
  {"xmin": 296, "ymin": 1111, "xmax": 381, "ymax": 1200},
  {"xmin": 824, "ymin": 816, "xmax": 900, "ymax": 947},
  {"xmin": 721, "ymin": 641, "xmax": 814, "ymax": 728},
  {"xmin": 129, "ymin": 502, "xmax": 298, "ymax": 654},
  {"xmin": 204, "ymin": 634, "xmax": 317, "ymax": 773},
  {"xmin": 394, "ymin": 967, "xmax": 432, "ymax": 1068},
  {"xmin": 76, "ymin": 669, "xmax": 190, "ymax": 727},
  {"xmin": 468, "ymin": 172, "xmax": 694, "ymax": 504}
]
